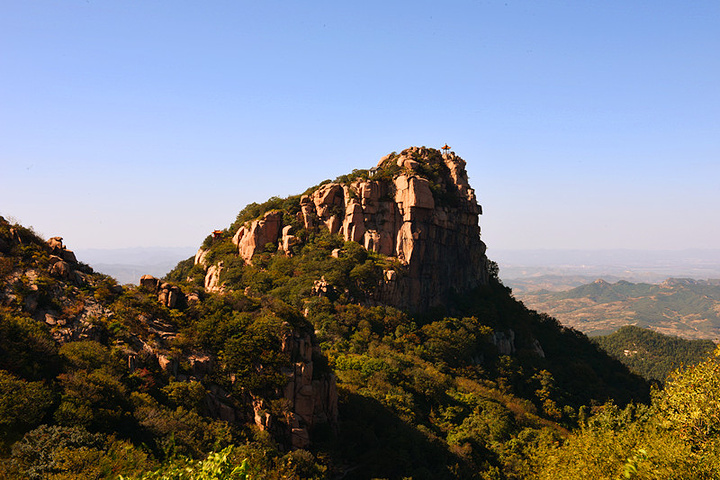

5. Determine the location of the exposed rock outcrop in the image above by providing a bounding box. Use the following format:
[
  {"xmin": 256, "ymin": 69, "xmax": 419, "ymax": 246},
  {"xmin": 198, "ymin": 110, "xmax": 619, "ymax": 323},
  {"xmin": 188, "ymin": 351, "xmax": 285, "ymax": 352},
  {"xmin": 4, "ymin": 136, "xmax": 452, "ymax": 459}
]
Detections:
[
  {"xmin": 315, "ymin": 148, "xmax": 487, "ymax": 311},
  {"xmin": 280, "ymin": 225, "xmax": 299, "ymax": 255},
  {"xmin": 342, "ymin": 199, "xmax": 365, "ymax": 243},
  {"xmin": 279, "ymin": 328, "xmax": 338, "ymax": 449},
  {"xmin": 194, "ymin": 247, "xmax": 209, "ymax": 268},
  {"xmin": 492, "ymin": 330, "xmax": 516, "ymax": 356},
  {"xmin": 0, "ymin": 230, "xmax": 108, "ymax": 344},
  {"xmin": 233, "ymin": 211, "xmax": 283, "ymax": 264},
  {"xmin": 225, "ymin": 147, "xmax": 489, "ymax": 312},
  {"xmin": 204, "ymin": 262, "xmax": 224, "ymax": 293},
  {"xmin": 139, "ymin": 275, "xmax": 184, "ymax": 308},
  {"xmin": 45, "ymin": 237, "xmax": 92, "ymax": 286}
]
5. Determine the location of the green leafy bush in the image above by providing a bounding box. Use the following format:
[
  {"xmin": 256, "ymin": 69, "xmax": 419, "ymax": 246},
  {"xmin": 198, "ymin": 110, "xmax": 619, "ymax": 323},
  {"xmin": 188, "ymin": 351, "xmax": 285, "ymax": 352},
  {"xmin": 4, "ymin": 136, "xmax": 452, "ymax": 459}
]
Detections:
[{"xmin": 0, "ymin": 370, "xmax": 52, "ymax": 449}]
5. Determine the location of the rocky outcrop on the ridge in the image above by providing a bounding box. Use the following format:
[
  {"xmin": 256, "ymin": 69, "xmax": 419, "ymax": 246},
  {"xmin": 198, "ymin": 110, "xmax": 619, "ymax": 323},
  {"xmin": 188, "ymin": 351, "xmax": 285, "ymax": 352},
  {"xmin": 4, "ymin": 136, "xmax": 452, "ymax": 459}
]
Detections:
[
  {"xmin": 222, "ymin": 147, "xmax": 488, "ymax": 312},
  {"xmin": 0, "ymin": 228, "xmax": 112, "ymax": 344},
  {"xmin": 46, "ymin": 236, "xmax": 92, "ymax": 286},
  {"xmin": 233, "ymin": 210, "xmax": 283, "ymax": 265},
  {"xmin": 194, "ymin": 247, "xmax": 209, "ymax": 268},
  {"xmin": 280, "ymin": 225, "xmax": 299, "ymax": 254},
  {"xmin": 204, "ymin": 262, "xmax": 223, "ymax": 293},
  {"xmin": 189, "ymin": 148, "xmax": 488, "ymax": 311}
]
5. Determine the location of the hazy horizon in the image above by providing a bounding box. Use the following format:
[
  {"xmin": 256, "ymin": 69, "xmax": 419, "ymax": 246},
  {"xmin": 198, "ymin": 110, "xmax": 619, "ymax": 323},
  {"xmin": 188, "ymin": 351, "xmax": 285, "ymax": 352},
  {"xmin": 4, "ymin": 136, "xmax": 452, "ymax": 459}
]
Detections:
[
  {"xmin": 72, "ymin": 245, "xmax": 720, "ymax": 286},
  {"xmin": 2, "ymin": 1, "xmax": 718, "ymax": 252}
]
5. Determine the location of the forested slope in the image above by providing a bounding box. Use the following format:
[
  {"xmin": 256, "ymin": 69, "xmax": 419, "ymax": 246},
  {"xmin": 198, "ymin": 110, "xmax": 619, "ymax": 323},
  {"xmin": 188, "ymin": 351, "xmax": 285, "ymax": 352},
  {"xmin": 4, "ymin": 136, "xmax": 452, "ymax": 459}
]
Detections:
[
  {"xmin": 0, "ymin": 148, "xmax": 661, "ymax": 479},
  {"xmin": 593, "ymin": 325, "xmax": 715, "ymax": 383}
]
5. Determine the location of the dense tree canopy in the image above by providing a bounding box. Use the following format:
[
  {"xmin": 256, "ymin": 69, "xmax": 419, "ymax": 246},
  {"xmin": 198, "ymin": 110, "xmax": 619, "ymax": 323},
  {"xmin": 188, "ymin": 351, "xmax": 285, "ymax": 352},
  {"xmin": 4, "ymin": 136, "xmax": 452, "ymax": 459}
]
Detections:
[{"xmin": 3, "ymin": 181, "xmax": 705, "ymax": 479}]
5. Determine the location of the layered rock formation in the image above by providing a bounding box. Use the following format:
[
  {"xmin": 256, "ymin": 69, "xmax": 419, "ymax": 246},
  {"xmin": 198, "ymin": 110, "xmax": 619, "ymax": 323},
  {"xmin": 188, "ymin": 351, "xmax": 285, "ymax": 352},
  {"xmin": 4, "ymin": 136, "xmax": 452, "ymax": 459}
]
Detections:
[
  {"xmin": 207, "ymin": 147, "xmax": 489, "ymax": 312},
  {"xmin": 373, "ymin": 149, "xmax": 487, "ymax": 310}
]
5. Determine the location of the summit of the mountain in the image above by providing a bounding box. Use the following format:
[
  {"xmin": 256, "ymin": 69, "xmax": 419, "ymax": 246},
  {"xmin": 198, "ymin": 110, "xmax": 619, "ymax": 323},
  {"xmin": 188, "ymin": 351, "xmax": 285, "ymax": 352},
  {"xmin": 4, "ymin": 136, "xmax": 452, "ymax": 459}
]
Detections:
[{"xmin": 194, "ymin": 147, "xmax": 489, "ymax": 312}]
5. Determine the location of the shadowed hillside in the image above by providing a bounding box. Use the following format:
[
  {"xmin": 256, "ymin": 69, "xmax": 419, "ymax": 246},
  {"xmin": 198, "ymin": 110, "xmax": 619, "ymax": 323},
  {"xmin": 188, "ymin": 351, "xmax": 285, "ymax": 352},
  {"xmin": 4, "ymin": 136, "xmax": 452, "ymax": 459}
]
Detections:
[{"xmin": 593, "ymin": 325, "xmax": 716, "ymax": 383}]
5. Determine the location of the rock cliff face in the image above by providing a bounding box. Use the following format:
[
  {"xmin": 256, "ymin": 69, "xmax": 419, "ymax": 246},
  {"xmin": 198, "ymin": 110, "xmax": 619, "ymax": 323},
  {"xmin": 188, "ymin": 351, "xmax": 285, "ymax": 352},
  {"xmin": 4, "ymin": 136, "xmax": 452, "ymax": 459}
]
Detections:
[
  {"xmin": 279, "ymin": 328, "xmax": 338, "ymax": 449},
  {"xmin": 369, "ymin": 148, "xmax": 488, "ymax": 310},
  {"xmin": 139, "ymin": 274, "xmax": 184, "ymax": 308},
  {"xmin": 232, "ymin": 211, "xmax": 284, "ymax": 265},
  {"xmin": 207, "ymin": 147, "xmax": 489, "ymax": 312}
]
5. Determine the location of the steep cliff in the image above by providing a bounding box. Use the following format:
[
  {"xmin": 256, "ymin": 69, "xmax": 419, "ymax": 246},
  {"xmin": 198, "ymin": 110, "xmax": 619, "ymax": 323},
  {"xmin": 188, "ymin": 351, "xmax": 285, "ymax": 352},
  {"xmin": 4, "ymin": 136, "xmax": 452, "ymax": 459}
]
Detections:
[{"xmin": 196, "ymin": 147, "xmax": 489, "ymax": 312}]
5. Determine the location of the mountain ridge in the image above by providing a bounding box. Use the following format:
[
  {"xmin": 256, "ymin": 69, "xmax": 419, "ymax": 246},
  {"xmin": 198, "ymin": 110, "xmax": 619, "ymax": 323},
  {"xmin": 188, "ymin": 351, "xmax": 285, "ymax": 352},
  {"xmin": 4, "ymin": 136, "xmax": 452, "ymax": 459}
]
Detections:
[
  {"xmin": 0, "ymin": 147, "xmax": 651, "ymax": 479},
  {"xmin": 518, "ymin": 277, "xmax": 720, "ymax": 339}
]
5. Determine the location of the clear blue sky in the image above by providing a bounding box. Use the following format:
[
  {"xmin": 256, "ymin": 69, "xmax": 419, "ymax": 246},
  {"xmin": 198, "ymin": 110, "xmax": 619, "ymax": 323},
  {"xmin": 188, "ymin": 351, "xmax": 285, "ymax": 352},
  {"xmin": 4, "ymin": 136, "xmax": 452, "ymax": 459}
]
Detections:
[{"xmin": 1, "ymin": 1, "xmax": 718, "ymax": 253}]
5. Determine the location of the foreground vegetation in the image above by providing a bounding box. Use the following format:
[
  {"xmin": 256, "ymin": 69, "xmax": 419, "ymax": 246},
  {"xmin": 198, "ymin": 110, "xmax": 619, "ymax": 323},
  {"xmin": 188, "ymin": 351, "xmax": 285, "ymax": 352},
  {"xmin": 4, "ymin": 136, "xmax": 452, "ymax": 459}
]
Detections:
[{"xmin": 534, "ymin": 346, "xmax": 720, "ymax": 479}]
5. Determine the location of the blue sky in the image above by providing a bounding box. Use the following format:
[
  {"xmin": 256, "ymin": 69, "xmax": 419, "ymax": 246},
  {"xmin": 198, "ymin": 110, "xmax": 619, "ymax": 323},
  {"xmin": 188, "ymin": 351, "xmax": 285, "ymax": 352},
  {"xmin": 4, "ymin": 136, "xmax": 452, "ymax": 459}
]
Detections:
[{"xmin": 1, "ymin": 1, "xmax": 718, "ymax": 253}]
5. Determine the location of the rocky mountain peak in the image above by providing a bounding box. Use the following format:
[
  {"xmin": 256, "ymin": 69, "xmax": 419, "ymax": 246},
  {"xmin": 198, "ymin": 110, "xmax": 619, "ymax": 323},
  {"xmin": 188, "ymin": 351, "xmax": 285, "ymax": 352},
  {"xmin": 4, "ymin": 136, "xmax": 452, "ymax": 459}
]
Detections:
[{"xmin": 196, "ymin": 147, "xmax": 490, "ymax": 312}]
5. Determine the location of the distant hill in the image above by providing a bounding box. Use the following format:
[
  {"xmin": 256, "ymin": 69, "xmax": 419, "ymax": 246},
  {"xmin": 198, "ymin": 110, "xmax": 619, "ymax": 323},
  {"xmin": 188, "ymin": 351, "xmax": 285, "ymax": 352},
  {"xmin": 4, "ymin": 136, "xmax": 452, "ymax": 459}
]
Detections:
[
  {"xmin": 593, "ymin": 325, "xmax": 716, "ymax": 382},
  {"xmin": 502, "ymin": 274, "xmax": 625, "ymax": 294},
  {"xmin": 518, "ymin": 278, "xmax": 720, "ymax": 339},
  {"xmin": 494, "ymin": 248, "xmax": 720, "ymax": 293},
  {"xmin": 74, "ymin": 246, "xmax": 197, "ymax": 285}
]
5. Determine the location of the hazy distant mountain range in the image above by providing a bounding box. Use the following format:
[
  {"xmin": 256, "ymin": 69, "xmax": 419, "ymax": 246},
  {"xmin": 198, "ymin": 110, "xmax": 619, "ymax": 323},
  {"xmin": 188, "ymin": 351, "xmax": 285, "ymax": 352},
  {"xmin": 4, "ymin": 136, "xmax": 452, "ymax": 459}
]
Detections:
[
  {"xmin": 492, "ymin": 248, "xmax": 720, "ymax": 293},
  {"xmin": 74, "ymin": 246, "xmax": 197, "ymax": 285},
  {"xmin": 73, "ymin": 247, "xmax": 720, "ymax": 289}
]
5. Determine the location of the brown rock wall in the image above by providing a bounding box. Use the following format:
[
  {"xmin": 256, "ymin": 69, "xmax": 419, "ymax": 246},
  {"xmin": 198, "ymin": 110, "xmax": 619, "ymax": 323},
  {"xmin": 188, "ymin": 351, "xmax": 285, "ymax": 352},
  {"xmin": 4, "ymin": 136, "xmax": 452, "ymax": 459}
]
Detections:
[
  {"xmin": 278, "ymin": 328, "xmax": 338, "ymax": 449},
  {"xmin": 220, "ymin": 147, "xmax": 489, "ymax": 312},
  {"xmin": 235, "ymin": 210, "xmax": 283, "ymax": 264}
]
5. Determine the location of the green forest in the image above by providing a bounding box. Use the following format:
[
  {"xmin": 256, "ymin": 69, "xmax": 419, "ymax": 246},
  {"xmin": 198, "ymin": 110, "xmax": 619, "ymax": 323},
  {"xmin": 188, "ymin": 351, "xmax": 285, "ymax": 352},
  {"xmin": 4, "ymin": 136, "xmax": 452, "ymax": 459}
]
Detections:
[
  {"xmin": 2, "ymin": 150, "xmax": 720, "ymax": 479},
  {"xmin": 593, "ymin": 325, "xmax": 716, "ymax": 383}
]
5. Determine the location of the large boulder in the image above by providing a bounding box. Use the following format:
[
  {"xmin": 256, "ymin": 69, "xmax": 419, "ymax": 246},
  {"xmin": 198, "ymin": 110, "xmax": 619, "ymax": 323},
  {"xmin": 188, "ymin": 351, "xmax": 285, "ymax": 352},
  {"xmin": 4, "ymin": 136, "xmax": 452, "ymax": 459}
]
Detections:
[
  {"xmin": 311, "ymin": 183, "xmax": 344, "ymax": 219},
  {"xmin": 235, "ymin": 211, "xmax": 283, "ymax": 264},
  {"xmin": 342, "ymin": 200, "xmax": 365, "ymax": 243},
  {"xmin": 205, "ymin": 263, "xmax": 223, "ymax": 293},
  {"xmin": 139, "ymin": 274, "xmax": 160, "ymax": 291}
]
